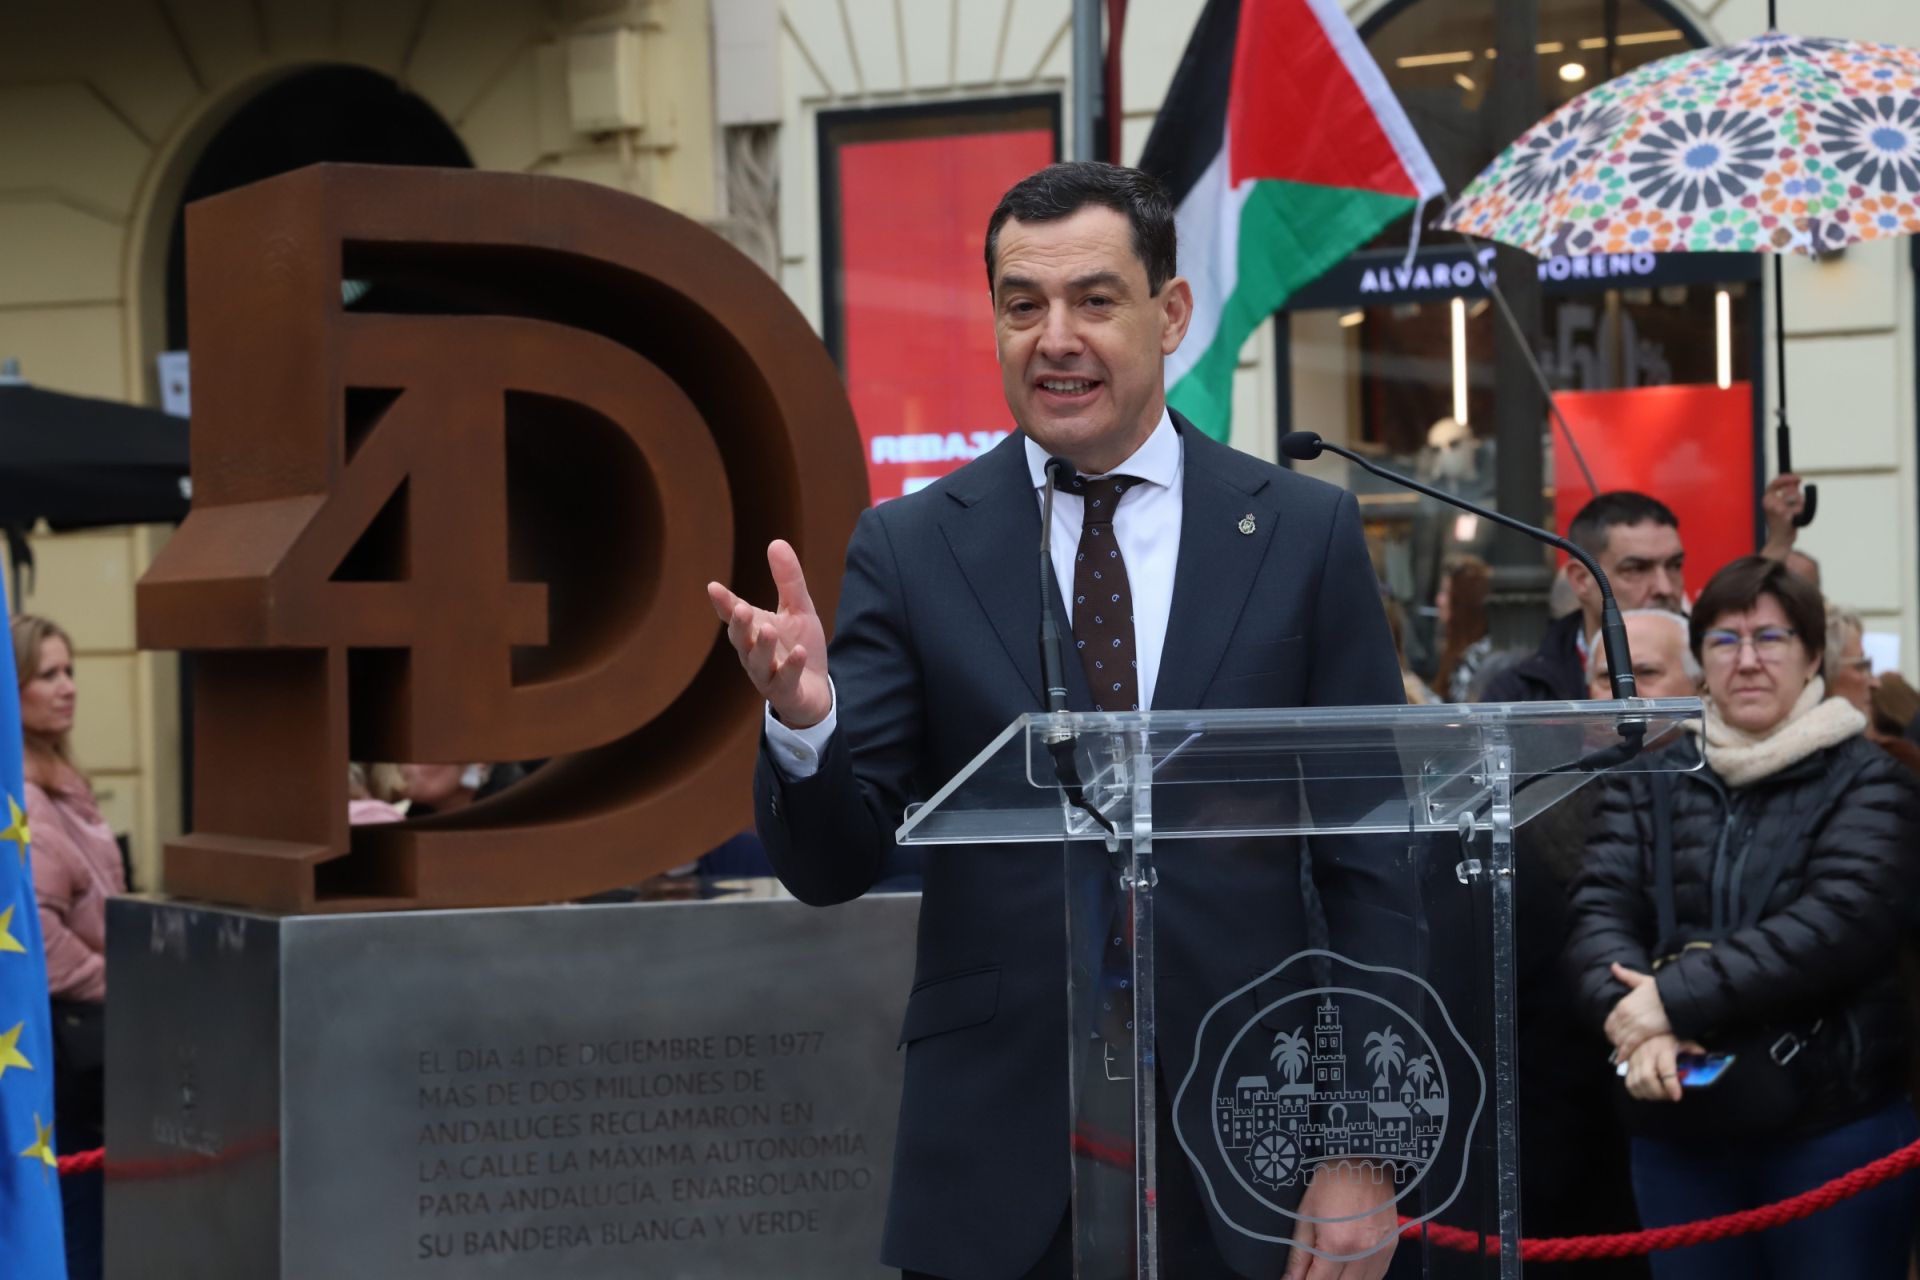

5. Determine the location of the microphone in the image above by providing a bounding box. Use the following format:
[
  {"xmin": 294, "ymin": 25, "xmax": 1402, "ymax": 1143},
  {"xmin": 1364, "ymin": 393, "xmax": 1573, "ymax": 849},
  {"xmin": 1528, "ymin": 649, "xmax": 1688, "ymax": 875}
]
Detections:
[
  {"xmin": 1039, "ymin": 457, "xmax": 1074, "ymax": 722},
  {"xmin": 1037, "ymin": 456, "xmax": 1116, "ymax": 837},
  {"xmin": 1281, "ymin": 431, "xmax": 1639, "ymax": 702}
]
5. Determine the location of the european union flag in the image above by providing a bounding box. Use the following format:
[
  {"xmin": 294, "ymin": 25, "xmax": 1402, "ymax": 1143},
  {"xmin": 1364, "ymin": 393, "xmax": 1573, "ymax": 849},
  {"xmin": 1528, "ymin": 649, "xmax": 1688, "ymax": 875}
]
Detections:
[{"xmin": 0, "ymin": 580, "xmax": 68, "ymax": 1275}]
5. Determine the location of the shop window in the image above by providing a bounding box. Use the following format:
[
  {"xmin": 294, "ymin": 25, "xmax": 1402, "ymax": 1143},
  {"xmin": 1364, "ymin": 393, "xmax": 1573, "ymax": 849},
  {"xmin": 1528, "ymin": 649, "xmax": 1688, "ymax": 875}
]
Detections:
[
  {"xmin": 818, "ymin": 98, "xmax": 1060, "ymax": 505},
  {"xmin": 1280, "ymin": 0, "xmax": 1760, "ymax": 680},
  {"xmin": 1365, "ymin": 0, "xmax": 1702, "ymax": 244}
]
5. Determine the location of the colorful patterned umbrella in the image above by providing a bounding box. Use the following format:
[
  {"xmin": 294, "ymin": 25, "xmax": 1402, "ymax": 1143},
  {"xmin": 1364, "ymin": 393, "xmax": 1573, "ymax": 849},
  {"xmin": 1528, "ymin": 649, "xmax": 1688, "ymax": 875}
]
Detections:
[
  {"xmin": 1439, "ymin": 30, "xmax": 1920, "ymax": 258},
  {"xmin": 1437, "ymin": 28, "xmax": 1920, "ymax": 527}
]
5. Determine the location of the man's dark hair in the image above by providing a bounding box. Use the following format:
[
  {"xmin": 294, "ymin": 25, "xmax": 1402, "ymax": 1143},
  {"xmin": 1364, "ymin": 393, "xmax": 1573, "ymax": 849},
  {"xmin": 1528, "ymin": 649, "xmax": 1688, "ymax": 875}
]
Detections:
[
  {"xmin": 984, "ymin": 161, "xmax": 1178, "ymax": 295},
  {"xmin": 1566, "ymin": 490, "xmax": 1680, "ymax": 557},
  {"xmin": 1688, "ymin": 555, "xmax": 1827, "ymax": 668}
]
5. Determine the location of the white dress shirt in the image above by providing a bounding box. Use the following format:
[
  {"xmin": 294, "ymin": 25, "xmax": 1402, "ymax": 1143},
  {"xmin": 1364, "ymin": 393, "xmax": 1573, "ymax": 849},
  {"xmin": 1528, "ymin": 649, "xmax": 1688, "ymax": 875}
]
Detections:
[{"xmin": 765, "ymin": 409, "xmax": 1185, "ymax": 779}]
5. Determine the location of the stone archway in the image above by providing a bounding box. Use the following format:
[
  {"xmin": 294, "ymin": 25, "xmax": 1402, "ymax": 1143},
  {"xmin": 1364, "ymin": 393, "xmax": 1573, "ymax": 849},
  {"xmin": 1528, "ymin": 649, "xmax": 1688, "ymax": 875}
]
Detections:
[
  {"xmin": 113, "ymin": 2, "xmax": 569, "ymax": 403},
  {"xmin": 159, "ymin": 64, "xmax": 473, "ymax": 352}
]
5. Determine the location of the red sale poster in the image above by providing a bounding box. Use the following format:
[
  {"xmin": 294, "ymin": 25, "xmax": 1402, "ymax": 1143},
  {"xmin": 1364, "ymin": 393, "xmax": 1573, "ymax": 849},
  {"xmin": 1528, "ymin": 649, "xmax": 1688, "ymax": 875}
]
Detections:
[
  {"xmin": 836, "ymin": 128, "xmax": 1055, "ymax": 503},
  {"xmin": 1552, "ymin": 383, "xmax": 1755, "ymax": 602}
]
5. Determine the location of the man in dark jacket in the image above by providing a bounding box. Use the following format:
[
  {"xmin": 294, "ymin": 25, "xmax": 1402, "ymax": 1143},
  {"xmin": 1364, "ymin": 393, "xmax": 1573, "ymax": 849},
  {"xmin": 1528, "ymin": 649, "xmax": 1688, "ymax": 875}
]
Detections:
[
  {"xmin": 1510, "ymin": 609, "xmax": 1702, "ymax": 1280},
  {"xmin": 1484, "ymin": 491, "xmax": 1685, "ymax": 703}
]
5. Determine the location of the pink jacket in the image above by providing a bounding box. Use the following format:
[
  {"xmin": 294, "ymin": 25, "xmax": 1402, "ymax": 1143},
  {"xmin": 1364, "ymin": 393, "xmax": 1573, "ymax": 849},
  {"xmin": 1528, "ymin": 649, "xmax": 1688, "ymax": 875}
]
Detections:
[
  {"xmin": 28, "ymin": 768, "xmax": 124, "ymax": 1003},
  {"xmin": 349, "ymin": 797, "xmax": 406, "ymax": 825}
]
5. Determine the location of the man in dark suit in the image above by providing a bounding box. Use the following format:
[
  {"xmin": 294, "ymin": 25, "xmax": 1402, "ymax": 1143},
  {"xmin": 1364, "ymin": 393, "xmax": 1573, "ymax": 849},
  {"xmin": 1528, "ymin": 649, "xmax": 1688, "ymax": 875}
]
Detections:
[{"xmin": 709, "ymin": 163, "xmax": 1407, "ymax": 1279}]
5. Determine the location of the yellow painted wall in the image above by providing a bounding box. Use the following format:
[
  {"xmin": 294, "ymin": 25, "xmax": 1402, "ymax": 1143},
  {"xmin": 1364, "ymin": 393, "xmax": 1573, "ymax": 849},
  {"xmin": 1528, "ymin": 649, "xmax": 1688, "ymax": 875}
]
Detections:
[{"xmin": 0, "ymin": 0, "xmax": 718, "ymax": 874}]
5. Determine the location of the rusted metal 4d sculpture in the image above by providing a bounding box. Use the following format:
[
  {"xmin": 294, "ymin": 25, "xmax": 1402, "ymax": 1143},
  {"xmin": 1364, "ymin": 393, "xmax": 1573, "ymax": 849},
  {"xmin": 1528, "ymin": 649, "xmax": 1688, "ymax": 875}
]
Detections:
[{"xmin": 138, "ymin": 164, "xmax": 865, "ymax": 911}]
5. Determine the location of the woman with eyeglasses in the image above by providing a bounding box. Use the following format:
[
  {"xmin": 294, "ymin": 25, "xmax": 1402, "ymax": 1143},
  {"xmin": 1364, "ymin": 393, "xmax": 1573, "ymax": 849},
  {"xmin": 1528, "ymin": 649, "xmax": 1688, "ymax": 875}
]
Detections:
[{"xmin": 1565, "ymin": 556, "xmax": 1920, "ymax": 1278}]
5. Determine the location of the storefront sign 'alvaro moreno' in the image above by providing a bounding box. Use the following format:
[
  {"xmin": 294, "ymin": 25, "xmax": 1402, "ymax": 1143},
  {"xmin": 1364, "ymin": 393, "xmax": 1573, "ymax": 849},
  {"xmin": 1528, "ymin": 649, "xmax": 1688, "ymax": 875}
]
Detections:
[
  {"xmin": 1288, "ymin": 244, "xmax": 1761, "ymax": 310},
  {"xmin": 1356, "ymin": 246, "xmax": 1659, "ymax": 296}
]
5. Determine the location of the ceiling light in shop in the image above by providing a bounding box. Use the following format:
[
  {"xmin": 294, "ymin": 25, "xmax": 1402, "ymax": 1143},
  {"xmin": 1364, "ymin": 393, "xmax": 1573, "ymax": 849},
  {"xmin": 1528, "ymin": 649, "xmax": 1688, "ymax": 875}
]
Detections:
[
  {"xmin": 1479, "ymin": 41, "xmax": 1576, "ymax": 60},
  {"xmin": 1565, "ymin": 31, "xmax": 1689, "ymax": 53},
  {"xmin": 1454, "ymin": 73, "xmax": 1476, "ymax": 92},
  {"xmin": 1560, "ymin": 62, "xmax": 1588, "ymax": 82},
  {"xmin": 1395, "ymin": 50, "xmax": 1474, "ymax": 68},
  {"xmin": 1715, "ymin": 290, "xmax": 1732, "ymax": 390},
  {"xmin": 1450, "ymin": 297, "xmax": 1469, "ymax": 426},
  {"xmin": 1339, "ymin": 310, "xmax": 1365, "ymax": 328},
  {"xmin": 1616, "ymin": 29, "xmax": 1683, "ymax": 46}
]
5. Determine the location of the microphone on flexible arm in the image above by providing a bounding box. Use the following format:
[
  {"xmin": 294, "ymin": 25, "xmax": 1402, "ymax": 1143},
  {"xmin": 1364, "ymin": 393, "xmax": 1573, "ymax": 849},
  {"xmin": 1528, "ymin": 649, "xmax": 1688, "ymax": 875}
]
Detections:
[
  {"xmin": 1279, "ymin": 431, "xmax": 1646, "ymax": 791},
  {"xmin": 1039, "ymin": 456, "xmax": 1116, "ymax": 837},
  {"xmin": 1281, "ymin": 431, "xmax": 1638, "ymax": 702}
]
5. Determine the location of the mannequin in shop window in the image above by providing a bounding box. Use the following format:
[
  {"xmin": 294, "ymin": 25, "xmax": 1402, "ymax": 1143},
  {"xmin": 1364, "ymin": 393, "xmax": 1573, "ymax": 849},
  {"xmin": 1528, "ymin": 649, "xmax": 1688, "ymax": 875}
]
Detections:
[{"xmin": 1434, "ymin": 555, "xmax": 1492, "ymax": 703}]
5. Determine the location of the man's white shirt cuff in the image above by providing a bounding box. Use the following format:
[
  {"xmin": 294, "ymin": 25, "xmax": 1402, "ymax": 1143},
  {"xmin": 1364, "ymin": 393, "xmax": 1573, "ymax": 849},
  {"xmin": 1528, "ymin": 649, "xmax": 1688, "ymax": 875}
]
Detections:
[{"xmin": 763, "ymin": 678, "xmax": 837, "ymax": 780}]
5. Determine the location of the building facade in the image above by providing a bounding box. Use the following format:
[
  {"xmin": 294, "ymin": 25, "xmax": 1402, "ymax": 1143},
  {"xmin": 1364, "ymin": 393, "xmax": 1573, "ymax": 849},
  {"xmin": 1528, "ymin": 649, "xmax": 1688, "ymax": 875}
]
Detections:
[
  {"xmin": 1, "ymin": 0, "xmax": 719, "ymax": 880},
  {"xmin": 768, "ymin": 0, "xmax": 1919, "ymax": 671}
]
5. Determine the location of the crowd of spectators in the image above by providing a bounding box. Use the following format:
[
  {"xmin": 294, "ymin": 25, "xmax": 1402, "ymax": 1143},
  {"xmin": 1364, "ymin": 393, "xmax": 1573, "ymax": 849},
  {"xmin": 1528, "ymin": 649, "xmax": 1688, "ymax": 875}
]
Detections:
[
  {"xmin": 1401, "ymin": 479, "xmax": 1920, "ymax": 1277},
  {"xmin": 345, "ymin": 759, "xmax": 529, "ymax": 825}
]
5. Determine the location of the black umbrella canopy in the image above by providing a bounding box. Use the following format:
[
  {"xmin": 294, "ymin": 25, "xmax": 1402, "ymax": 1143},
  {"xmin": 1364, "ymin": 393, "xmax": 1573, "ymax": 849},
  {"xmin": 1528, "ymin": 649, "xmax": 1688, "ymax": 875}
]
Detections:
[{"xmin": 0, "ymin": 364, "xmax": 190, "ymax": 531}]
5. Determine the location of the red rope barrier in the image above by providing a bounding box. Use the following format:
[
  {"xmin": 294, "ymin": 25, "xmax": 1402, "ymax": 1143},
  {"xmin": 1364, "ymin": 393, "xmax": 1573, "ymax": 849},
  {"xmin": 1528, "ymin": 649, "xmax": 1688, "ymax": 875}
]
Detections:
[
  {"xmin": 54, "ymin": 1132, "xmax": 278, "ymax": 1182},
  {"xmin": 53, "ymin": 1131, "xmax": 1920, "ymax": 1259},
  {"xmin": 55, "ymin": 1149, "xmax": 101, "ymax": 1176},
  {"xmin": 1401, "ymin": 1135, "xmax": 1920, "ymax": 1261}
]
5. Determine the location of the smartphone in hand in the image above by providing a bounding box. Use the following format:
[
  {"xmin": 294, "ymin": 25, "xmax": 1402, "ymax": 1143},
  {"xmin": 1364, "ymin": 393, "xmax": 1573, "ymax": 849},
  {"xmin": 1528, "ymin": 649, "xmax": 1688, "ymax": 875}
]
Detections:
[{"xmin": 1675, "ymin": 1053, "xmax": 1736, "ymax": 1089}]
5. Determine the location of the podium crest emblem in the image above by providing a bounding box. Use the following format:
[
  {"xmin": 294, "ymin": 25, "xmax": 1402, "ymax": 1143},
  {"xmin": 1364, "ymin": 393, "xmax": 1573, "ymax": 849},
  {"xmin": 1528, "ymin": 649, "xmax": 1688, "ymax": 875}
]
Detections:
[{"xmin": 1173, "ymin": 950, "xmax": 1486, "ymax": 1249}]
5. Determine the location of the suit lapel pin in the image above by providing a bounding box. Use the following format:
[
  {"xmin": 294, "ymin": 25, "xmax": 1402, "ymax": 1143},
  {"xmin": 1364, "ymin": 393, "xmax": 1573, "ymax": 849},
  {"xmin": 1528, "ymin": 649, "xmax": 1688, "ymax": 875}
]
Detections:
[{"xmin": 1237, "ymin": 513, "xmax": 1256, "ymax": 536}]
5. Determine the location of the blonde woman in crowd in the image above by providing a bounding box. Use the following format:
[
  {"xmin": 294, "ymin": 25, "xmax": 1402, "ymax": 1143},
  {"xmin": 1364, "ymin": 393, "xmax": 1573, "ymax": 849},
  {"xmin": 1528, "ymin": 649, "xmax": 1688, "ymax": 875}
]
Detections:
[
  {"xmin": 1824, "ymin": 605, "xmax": 1873, "ymax": 720},
  {"xmin": 14, "ymin": 614, "xmax": 120, "ymax": 1280}
]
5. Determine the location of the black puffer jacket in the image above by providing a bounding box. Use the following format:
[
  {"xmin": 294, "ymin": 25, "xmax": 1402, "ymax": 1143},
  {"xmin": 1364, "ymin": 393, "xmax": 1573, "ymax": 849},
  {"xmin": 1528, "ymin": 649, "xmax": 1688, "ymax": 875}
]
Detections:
[{"xmin": 1565, "ymin": 731, "xmax": 1920, "ymax": 1134}]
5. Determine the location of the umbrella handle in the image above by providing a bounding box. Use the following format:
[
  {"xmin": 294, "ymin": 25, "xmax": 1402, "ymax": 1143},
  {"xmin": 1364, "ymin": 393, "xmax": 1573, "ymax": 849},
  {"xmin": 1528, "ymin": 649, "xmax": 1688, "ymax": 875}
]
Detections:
[
  {"xmin": 1774, "ymin": 415, "xmax": 1814, "ymax": 527},
  {"xmin": 1772, "ymin": 253, "xmax": 1810, "ymax": 526}
]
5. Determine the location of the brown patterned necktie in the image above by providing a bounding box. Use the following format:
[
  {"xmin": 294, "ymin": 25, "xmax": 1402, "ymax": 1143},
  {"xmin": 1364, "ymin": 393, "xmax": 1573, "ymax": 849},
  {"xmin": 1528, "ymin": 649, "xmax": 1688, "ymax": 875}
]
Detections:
[{"xmin": 1067, "ymin": 473, "xmax": 1144, "ymax": 713}]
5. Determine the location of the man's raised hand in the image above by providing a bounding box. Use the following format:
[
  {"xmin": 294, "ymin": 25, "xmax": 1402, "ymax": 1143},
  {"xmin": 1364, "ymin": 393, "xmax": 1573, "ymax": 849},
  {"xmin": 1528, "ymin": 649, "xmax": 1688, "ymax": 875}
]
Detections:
[{"xmin": 707, "ymin": 539, "xmax": 833, "ymax": 730}]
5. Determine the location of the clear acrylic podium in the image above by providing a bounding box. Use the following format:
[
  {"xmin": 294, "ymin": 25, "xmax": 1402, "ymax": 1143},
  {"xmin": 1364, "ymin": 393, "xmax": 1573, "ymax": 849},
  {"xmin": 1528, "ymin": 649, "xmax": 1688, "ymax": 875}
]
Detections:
[{"xmin": 897, "ymin": 698, "xmax": 1703, "ymax": 1279}]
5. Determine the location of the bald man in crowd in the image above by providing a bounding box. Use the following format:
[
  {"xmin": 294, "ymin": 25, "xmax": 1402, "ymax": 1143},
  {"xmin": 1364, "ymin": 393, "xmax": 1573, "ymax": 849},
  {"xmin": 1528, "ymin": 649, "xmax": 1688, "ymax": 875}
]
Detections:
[{"xmin": 1586, "ymin": 609, "xmax": 1703, "ymax": 702}]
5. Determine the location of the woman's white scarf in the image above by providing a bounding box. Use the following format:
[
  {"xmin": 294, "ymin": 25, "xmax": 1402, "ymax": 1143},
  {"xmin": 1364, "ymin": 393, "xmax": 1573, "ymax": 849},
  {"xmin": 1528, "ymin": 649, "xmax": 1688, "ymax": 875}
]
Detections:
[{"xmin": 1689, "ymin": 676, "xmax": 1865, "ymax": 787}]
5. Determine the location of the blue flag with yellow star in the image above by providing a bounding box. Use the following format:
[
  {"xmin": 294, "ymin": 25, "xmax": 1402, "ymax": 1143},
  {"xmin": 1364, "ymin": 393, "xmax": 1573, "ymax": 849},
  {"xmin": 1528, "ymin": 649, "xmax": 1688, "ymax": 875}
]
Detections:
[{"xmin": 0, "ymin": 580, "xmax": 67, "ymax": 1274}]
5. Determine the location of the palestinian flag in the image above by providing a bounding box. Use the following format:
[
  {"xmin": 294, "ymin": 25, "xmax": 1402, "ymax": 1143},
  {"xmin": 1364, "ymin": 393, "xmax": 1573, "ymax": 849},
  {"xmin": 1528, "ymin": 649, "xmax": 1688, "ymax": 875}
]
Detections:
[{"xmin": 1141, "ymin": 0, "xmax": 1444, "ymax": 440}]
